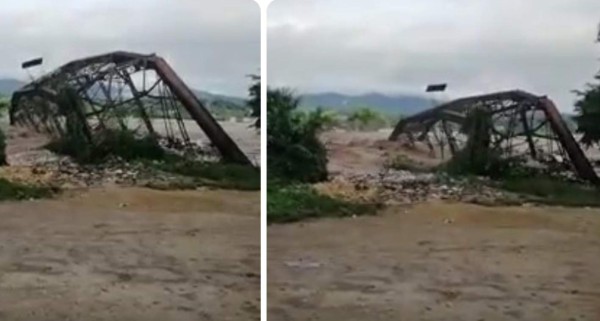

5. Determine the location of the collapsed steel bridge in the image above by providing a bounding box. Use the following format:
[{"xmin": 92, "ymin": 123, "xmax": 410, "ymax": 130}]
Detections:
[
  {"xmin": 389, "ymin": 90, "xmax": 599, "ymax": 184},
  {"xmin": 10, "ymin": 51, "xmax": 251, "ymax": 165}
]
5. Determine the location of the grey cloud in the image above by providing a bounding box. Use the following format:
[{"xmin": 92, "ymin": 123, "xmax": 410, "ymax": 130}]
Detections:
[
  {"xmin": 268, "ymin": 0, "xmax": 600, "ymax": 111},
  {"xmin": 0, "ymin": 0, "xmax": 259, "ymax": 96}
]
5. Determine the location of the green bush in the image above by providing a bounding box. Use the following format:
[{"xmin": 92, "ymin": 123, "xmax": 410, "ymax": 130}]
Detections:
[
  {"xmin": 499, "ymin": 176, "xmax": 600, "ymax": 207},
  {"xmin": 0, "ymin": 98, "xmax": 8, "ymax": 116},
  {"xmin": 0, "ymin": 128, "xmax": 6, "ymax": 165},
  {"xmin": 347, "ymin": 107, "xmax": 386, "ymax": 131},
  {"xmin": 152, "ymin": 158, "xmax": 260, "ymax": 190},
  {"xmin": 266, "ymin": 89, "xmax": 387, "ymax": 222},
  {"xmin": 572, "ymin": 27, "xmax": 600, "ymax": 146},
  {"xmin": 247, "ymin": 74, "xmax": 260, "ymax": 127},
  {"xmin": 47, "ymin": 129, "xmax": 165, "ymax": 164},
  {"xmin": 573, "ymin": 74, "xmax": 600, "ymax": 147},
  {"xmin": 268, "ymin": 184, "xmax": 377, "ymax": 223},
  {"xmin": 0, "ymin": 178, "xmax": 55, "ymax": 200},
  {"xmin": 267, "ymin": 88, "xmax": 328, "ymax": 183}
]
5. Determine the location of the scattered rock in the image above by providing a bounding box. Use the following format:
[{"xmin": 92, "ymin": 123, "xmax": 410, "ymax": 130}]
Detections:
[
  {"xmin": 1, "ymin": 152, "xmax": 203, "ymax": 190},
  {"xmin": 319, "ymin": 169, "xmax": 514, "ymax": 206}
]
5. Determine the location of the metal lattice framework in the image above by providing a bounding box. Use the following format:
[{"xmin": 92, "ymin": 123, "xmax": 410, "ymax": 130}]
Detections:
[
  {"xmin": 389, "ymin": 90, "xmax": 598, "ymax": 183},
  {"xmin": 10, "ymin": 51, "xmax": 251, "ymax": 165}
]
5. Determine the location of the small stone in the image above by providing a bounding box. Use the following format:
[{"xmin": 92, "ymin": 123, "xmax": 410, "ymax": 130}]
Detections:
[{"xmin": 443, "ymin": 218, "xmax": 454, "ymax": 224}]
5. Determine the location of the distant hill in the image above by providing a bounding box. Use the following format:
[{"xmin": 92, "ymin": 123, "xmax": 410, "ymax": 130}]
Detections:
[
  {"xmin": 298, "ymin": 92, "xmax": 433, "ymax": 116},
  {"xmin": 0, "ymin": 78, "xmax": 248, "ymax": 114},
  {"xmin": 193, "ymin": 90, "xmax": 246, "ymax": 108},
  {"xmin": 0, "ymin": 79, "xmax": 25, "ymax": 96}
]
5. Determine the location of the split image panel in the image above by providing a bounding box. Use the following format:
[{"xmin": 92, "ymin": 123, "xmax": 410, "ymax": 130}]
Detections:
[
  {"xmin": 0, "ymin": 1, "xmax": 260, "ymax": 320},
  {"xmin": 266, "ymin": 1, "xmax": 600, "ymax": 320}
]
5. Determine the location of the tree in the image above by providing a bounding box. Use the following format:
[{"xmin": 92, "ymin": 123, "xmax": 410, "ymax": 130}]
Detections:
[
  {"xmin": 247, "ymin": 74, "xmax": 260, "ymax": 128},
  {"xmin": 298, "ymin": 108, "xmax": 339, "ymax": 131},
  {"xmin": 0, "ymin": 128, "xmax": 5, "ymax": 165},
  {"xmin": 267, "ymin": 88, "xmax": 328, "ymax": 183},
  {"xmin": 347, "ymin": 107, "xmax": 384, "ymax": 130},
  {"xmin": 573, "ymin": 24, "xmax": 600, "ymax": 146},
  {"xmin": 573, "ymin": 75, "xmax": 600, "ymax": 146},
  {"xmin": 0, "ymin": 96, "xmax": 10, "ymax": 119}
]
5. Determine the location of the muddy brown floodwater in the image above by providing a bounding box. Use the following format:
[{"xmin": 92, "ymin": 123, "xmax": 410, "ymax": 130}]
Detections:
[
  {"xmin": 268, "ymin": 202, "xmax": 600, "ymax": 321},
  {"xmin": 0, "ymin": 187, "xmax": 259, "ymax": 321}
]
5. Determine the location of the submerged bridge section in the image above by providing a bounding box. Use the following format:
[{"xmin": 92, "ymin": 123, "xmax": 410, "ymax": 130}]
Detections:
[
  {"xmin": 389, "ymin": 90, "xmax": 598, "ymax": 183},
  {"xmin": 11, "ymin": 51, "xmax": 251, "ymax": 165}
]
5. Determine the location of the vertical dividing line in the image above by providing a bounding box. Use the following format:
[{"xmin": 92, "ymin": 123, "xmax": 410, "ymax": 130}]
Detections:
[{"xmin": 259, "ymin": 1, "xmax": 268, "ymax": 320}]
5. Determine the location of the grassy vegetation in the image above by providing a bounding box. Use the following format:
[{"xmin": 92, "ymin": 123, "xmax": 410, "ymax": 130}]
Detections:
[
  {"xmin": 0, "ymin": 97, "xmax": 8, "ymax": 115},
  {"xmin": 497, "ymin": 176, "xmax": 600, "ymax": 207},
  {"xmin": 267, "ymin": 184, "xmax": 379, "ymax": 223},
  {"xmin": 0, "ymin": 128, "xmax": 6, "ymax": 166},
  {"xmin": 151, "ymin": 159, "xmax": 260, "ymax": 190},
  {"xmin": 0, "ymin": 178, "xmax": 56, "ymax": 201}
]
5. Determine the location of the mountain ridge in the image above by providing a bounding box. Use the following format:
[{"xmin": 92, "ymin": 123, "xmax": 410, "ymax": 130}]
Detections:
[
  {"xmin": 0, "ymin": 78, "xmax": 248, "ymax": 111},
  {"xmin": 298, "ymin": 91, "xmax": 433, "ymax": 116}
]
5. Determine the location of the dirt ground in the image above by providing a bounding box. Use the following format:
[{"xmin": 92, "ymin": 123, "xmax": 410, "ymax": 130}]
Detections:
[
  {"xmin": 0, "ymin": 187, "xmax": 260, "ymax": 321},
  {"xmin": 269, "ymin": 128, "xmax": 600, "ymax": 320},
  {"xmin": 268, "ymin": 202, "xmax": 600, "ymax": 321}
]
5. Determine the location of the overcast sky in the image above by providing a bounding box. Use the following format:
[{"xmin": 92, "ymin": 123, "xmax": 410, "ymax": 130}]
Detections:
[
  {"xmin": 268, "ymin": 0, "xmax": 600, "ymax": 112},
  {"xmin": 0, "ymin": 0, "xmax": 259, "ymax": 97}
]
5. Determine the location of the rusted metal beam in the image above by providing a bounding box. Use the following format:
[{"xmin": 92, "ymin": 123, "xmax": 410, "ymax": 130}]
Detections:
[
  {"xmin": 441, "ymin": 120, "xmax": 457, "ymax": 155},
  {"xmin": 121, "ymin": 71, "xmax": 157, "ymax": 138},
  {"xmin": 520, "ymin": 108, "xmax": 538, "ymax": 159},
  {"xmin": 439, "ymin": 110, "xmax": 466, "ymax": 124},
  {"xmin": 11, "ymin": 51, "xmax": 252, "ymax": 166},
  {"xmin": 389, "ymin": 90, "xmax": 599, "ymax": 184},
  {"xmin": 539, "ymin": 98, "xmax": 599, "ymax": 183},
  {"xmin": 150, "ymin": 57, "xmax": 250, "ymax": 165}
]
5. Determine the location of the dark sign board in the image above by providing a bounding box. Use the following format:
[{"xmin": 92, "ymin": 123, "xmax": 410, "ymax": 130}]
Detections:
[
  {"xmin": 22, "ymin": 58, "xmax": 43, "ymax": 69},
  {"xmin": 426, "ymin": 83, "xmax": 447, "ymax": 92}
]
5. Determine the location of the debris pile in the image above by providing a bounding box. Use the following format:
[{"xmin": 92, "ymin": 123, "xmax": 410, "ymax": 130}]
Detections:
[
  {"xmin": 2, "ymin": 153, "xmax": 197, "ymax": 190},
  {"xmin": 316, "ymin": 170, "xmax": 520, "ymax": 206},
  {"xmin": 39, "ymin": 157, "xmax": 147, "ymax": 187}
]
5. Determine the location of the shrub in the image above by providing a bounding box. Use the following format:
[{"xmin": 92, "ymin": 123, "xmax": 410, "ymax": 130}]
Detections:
[
  {"xmin": 573, "ymin": 74, "xmax": 600, "ymax": 147},
  {"xmin": 247, "ymin": 74, "xmax": 260, "ymax": 127},
  {"xmin": 347, "ymin": 107, "xmax": 386, "ymax": 131},
  {"xmin": 0, "ymin": 178, "xmax": 55, "ymax": 200},
  {"xmin": 572, "ymin": 26, "xmax": 600, "ymax": 146},
  {"xmin": 267, "ymin": 184, "xmax": 377, "ymax": 223},
  {"xmin": 499, "ymin": 176, "xmax": 600, "ymax": 207},
  {"xmin": 152, "ymin": 158, "xmax": 260, "ymax": 190},
  {"xmin": 267, "ymin": 88, "xmax": 328, "ymax": 183},
  {"xmin": 0, "ymin": 128, "xmax": 6, "ymax": 165},
  {"xmin": 47, "ymin": 129, "xmax": 165, "ymax": 164}
]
